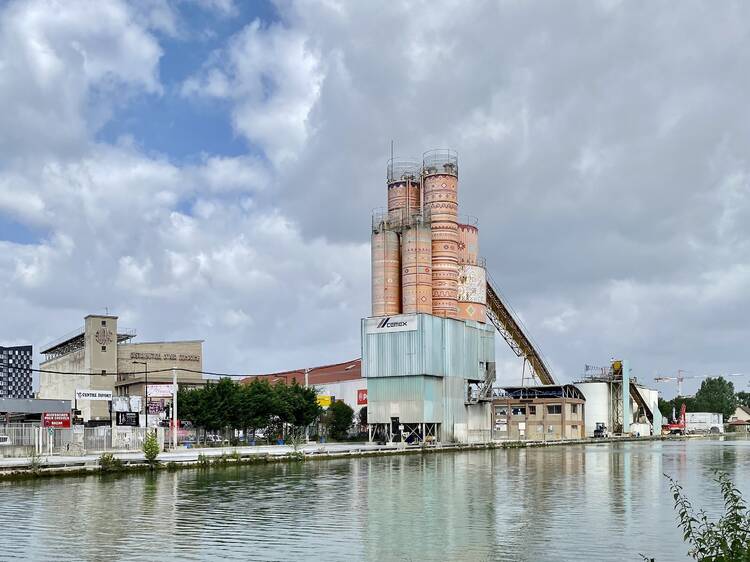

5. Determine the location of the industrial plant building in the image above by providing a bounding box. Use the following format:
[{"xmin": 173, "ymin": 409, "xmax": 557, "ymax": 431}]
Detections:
[
  {"xmin": 362, "ymin": 149, "xmax": 549, "ymax": 444},
  {"xmin": 574, "ymin": 360, "xmax": 661, "ymax": 437},
  {"xmin": 0, "ymin": 345, "xmax": 33, "ymax": 399},
  {"xmin": 493, "ymin": 385, "xmax": 586, "ymax": 440},
  {"xmin": 38, "ymin": 314, "xmax": 204, "ymax": 423}
]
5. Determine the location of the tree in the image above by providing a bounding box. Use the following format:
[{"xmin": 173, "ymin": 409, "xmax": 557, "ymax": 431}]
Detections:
[
  {"xmin": 693, "ymin": 377, "xmax": 737, "ymax": 419},
  {"xmin": 358, "ymin": 406, "xmax": 368, "ymax": 429},
  {"xmin": 241, "ymin": 379, "xmax": 276, "ymax": 439},
  {"xmin": 737, "ymin": 392, "xmax": 750, "ymax": 408},
  {"xmin": 324, "ymin": 400, "xmax": 354, "ymax": 441},
  {"xmin": 142, "ymin": 430, "xmax": 160, "ymax": 467},
  {"xmin": 274, "ymin": 382, "xmax": 321, "ymax": 439}
]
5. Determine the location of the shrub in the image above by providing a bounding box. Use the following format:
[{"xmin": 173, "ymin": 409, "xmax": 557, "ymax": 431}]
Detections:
[
  {"xmin": 99, "ymin": 452, "xmax": 123, "ymax": 473},
  {"xmin": 664, "ymin": 471, "xmax": 750, "ymax": 560},
  {"xmin": 196, "ymin": 453, "xmax": 210, "ymax": 468},
  {"xmin": 166, "ymin": 461, "xmax": 178, "ymax": 471},
  {"xmin": 142, "ymin": 431, "xmax": 160, "ymax": 467}
]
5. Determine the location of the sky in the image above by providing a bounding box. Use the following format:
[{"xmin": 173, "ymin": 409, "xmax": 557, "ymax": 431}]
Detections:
[{"xmin": 1, "ymin": 0, "xmax": 749, "ymax": 398}]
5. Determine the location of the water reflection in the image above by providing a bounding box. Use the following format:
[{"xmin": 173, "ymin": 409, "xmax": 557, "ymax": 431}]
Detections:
[{"xmin": 1, "ymin": 438, "xmax": 749, "ymax": 561}]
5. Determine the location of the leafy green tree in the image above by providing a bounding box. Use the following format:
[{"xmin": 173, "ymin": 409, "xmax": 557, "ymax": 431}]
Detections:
[
  {"xmin": 736, "ymin": 392, "xmax": 750, "ymax": 408},
  {"xmin": 143, "ymin": 431, "xmax": 160, "ymax": 467},
  {"xmin": 693, "ymin": 377, "xmax": 737, "ymax": 420},
  {"xmin": 274, "ymin": 382, "xmax": 321, "ymax": 439},
  {"xmin": 240, "ymin": 379, "xmax": 276, "ymax": 440},
  {"xmin": 324, "ymin": 400, "xmax": 354, "ymax": 440}
]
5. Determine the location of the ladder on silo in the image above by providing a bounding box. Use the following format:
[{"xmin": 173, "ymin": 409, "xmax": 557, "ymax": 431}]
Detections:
[{"xmin": 485, "ymin": 274, "xmax": 556, "ymax": 386}]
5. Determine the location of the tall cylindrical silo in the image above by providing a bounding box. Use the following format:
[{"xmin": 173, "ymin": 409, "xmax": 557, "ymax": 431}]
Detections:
[
  {"xmin": 423, "ymin": 149, "xmax": 459, "ymax": 318},
  {"xmin": 401, "ymin": 224, "xmax": 432, "ymax": 314},
  {"xmin": 457, "ymin": 263, "xmax": 487, "ymax": 323},
  {"xmin": 457, "ymin": 220, "xmax": 479, "ymax": 265},
  {"xmin": 387, "ymin": 159, "xmax": 421, "ymax": 226},
  {"xmin": 371, "ymin": 229, "xmax": 401, "ymax": 316}
]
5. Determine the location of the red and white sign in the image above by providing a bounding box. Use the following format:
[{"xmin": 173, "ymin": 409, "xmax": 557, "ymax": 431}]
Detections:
[
  {"xmin": 357, "ymin": 389, "xmax": 368, "ymax": 405},
  {"xmin": 42, "ymin": 412, "xmax": 71, "ymax": 428}
]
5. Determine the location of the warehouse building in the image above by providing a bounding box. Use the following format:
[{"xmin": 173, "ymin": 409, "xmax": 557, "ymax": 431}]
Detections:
[
  {"xmin": 492, "ymin": 385, "xmax": 586, "ymax": 440},
  {"xmin": 38, "ymin": 314, "xmax": 204, "ymax": 423}
]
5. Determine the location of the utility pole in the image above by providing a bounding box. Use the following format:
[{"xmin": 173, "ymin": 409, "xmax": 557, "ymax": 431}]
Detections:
[
  {"xmin": 132, "ymin": 361, "xmax": 148, "ymax": 428},
  {"xmin": 172, "ymin": 367, "xmax": 177, "ymax": 451},
  {"xmin": 304, "ymin": 367, "xmax": 311, "ymax": 443}
]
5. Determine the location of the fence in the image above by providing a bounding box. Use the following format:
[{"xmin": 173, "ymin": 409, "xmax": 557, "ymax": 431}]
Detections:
[{"xmin": 0, "ymin": 424, "xmax": 163, "ymax": 458}]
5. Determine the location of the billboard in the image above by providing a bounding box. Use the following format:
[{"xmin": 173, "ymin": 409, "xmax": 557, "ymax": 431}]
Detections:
[
  {"xmin": 317, "ymin": 395, "xmax": 333, "ymax": 409},
  {"xmin": 42, "ymin": 412, "xmax": 71, "ymax": 428},
  {"xmin": 357, "ymin": 389, "xmax": 368, "ymax": 405},
  {"xmin": 116, "ymin": 412, "xmax": 140, "ymax": 427}
]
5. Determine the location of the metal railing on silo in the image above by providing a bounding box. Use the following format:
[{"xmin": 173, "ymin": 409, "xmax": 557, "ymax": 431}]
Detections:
[{"xmin": 422, "ymin": 149, "xmax": 458, "ymax": 176}]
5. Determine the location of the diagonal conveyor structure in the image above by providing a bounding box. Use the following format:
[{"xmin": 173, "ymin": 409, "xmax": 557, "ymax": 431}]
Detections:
[{"xmin": 485, "ymin": 274, "xmax": 556, "ymax": 386}]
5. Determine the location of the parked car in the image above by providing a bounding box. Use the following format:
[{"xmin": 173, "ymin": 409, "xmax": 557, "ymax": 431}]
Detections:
[
  {"xmin": 0, "ymin": 435, "xmax": 11, "ymax": 446},
  {"xmin": 206, "ymin": 434, "xmax": 229, "ymax": 445}
]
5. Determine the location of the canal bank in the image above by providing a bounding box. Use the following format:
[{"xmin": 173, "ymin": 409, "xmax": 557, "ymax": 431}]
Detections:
[{"xmin": 0, "ymin": 433, "xmax": 703, "ymax": 481}]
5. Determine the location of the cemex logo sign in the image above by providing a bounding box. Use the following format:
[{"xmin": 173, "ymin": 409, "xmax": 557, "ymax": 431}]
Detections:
[{"xmin": 365, "ymin": 314, "xmax": 417, "ymax": 334}]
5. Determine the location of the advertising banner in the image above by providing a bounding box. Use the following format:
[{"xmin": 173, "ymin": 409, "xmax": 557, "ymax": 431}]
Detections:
[
  {"xmin": 75, "ymin": 389, "xmax": 113, "ymax": 401},
  {"xmin": 42, "ymin": 412, "xmax": 71, "ymax": 428},
  {"xmin": 365, "ymin": 314, "xmax": 418, "ymax": 334},
  {"xmin": 112, "ymin": 396, "xmax": 130, "ymax": 412},
  {"xmin": 116, "ymin": 412, "xmax": 140, "ymax": 427},
  {"xmin": 357, "ymin": 389, "xmax": 368, "ymax": 405},
  {"xmin": 147, "ymin": 384, "xmax": 176, "ymax": 398}
]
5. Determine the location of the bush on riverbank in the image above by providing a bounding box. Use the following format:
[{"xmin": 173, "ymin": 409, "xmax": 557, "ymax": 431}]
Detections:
[
  {"xmin": 98, "ymin": 453, "xmax": 123, "ymax": 473},
  {"xmin": 660, "ymin": 471, "xmax": 750, "ymax": 561}
]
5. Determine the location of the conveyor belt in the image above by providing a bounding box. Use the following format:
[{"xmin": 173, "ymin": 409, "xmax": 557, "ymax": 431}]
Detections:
[
  {"xmin": 629, "ymin": 382, "xmax": 654, "ymax": 424},
  {"xmin": 485, "ymin": 277, "xmax": 555, "ymax": 385}
]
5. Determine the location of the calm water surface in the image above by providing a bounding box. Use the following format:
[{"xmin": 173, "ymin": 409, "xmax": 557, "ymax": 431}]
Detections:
[{"xmin": 2, "ymin": 438, "xmax": 749, "ymax": 561}]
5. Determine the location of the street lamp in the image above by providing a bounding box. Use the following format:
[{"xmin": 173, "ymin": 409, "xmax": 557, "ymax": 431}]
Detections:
[{"xmin": 132, "ymin": 361, "xmax": 148, "ymax": 428}]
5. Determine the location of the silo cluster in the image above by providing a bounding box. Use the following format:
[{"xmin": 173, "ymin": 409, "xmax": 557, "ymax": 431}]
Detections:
[{"xmin": 371, "ymin": 149, "xmax": 486, "ymax": 323}]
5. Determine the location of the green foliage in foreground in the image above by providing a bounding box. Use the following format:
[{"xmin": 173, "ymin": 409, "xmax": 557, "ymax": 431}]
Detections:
[
  {"xmin": 667, "ymin": 471, "xmax": 750, "ymax": 561},
  {"xmin": 142, "ymin": 431, "xmax": 160, "ymax": 467}
]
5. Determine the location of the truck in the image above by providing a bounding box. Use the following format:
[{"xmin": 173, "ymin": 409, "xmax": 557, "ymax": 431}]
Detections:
[{"xmin": 663, "ymin": 403, "xmax": 687, "ymax": 435}]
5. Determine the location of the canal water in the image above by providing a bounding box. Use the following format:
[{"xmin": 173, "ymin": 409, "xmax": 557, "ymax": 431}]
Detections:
[{"xmin": 1, "ymin": 438, "xmax": 749, "ymax": 561}]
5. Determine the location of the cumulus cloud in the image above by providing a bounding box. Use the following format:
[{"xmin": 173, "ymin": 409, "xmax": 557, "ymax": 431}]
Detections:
[{"xmin": 2, "ymin": 0, "xmax": 750, "ymax": 396}]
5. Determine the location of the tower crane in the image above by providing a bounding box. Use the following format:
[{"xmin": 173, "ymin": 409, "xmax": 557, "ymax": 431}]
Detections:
[{"xmin": 654, "ymin": 370, "xmax": 746, "ymax": 396}]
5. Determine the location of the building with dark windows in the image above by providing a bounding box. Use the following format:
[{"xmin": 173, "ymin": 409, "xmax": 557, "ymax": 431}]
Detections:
[{"xmin": 0, "ymin": 345, "xmax": 33, "ymax": 399}]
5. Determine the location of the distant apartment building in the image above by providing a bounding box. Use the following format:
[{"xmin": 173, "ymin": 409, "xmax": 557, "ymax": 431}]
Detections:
[{"xmin": 0, "ymin": 345, "xmax": 33, "ymax": 399}]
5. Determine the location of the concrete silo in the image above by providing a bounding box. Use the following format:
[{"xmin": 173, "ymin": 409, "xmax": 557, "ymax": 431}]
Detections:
[{"xmin": 423, "ymin": 149, "xmax": 459, "ymax": 319}]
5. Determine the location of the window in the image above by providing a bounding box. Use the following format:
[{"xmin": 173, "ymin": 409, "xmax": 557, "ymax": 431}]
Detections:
[
  {"xmin": 547, "ymin": 404, "xmax": 562, "ymax": 415},
  {"xmin": 101, "ymin": 370, "xmax": 107, "ymax": 375},
  {"xmin": 571, "ymin": 425, "xmax": 578, "ymax": 431},
  {"xmin": 496, "ymin": 406, "xmax": 508, "ymax": 416},
  {"xmin": 529, "ymin": 405, "xmax": 537, "ymax": 415},
  {"xmin": 101, "ymin": 346, "xmax": 106, "ymax": 352},
  {"xmin": 101, "ymin": 320, "xmax": 106, "ymax": 326},
  {"xmin": 511, "ymin": 406, "xmax": 526, "ymax": 416},
  {"xmin": 547, "ymin": 425, "xmax": 554, "ymax": 433},
  {"xmin": 571, "ymin": 404, "xmax": 578, "ymax": 415}
]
